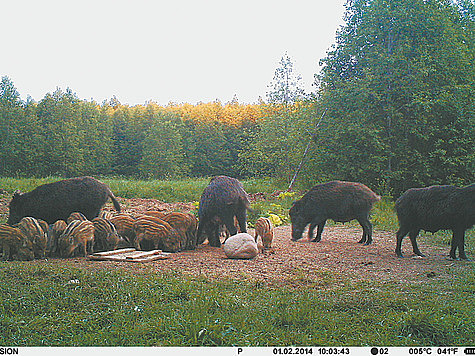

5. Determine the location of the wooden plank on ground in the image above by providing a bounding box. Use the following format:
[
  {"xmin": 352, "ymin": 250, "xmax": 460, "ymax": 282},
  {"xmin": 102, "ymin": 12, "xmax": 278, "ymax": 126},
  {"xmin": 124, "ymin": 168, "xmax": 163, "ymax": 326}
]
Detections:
[
  {"xmin": 92, "ymin": 248, "xmax": 136, "ymax": 257},
  {"xmin": 88, "ymin": 248, "xmax": 170, "ymax": 262},
  {"xmin": 125, "ymin": 250, "xmax": 164, "ymax": 260}
]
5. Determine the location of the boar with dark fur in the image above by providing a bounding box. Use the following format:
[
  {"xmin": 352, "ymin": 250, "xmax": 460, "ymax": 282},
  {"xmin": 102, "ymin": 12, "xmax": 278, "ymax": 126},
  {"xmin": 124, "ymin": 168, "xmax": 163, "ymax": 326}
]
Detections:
[
  {"xmin": 395, "ymin": 184, "xmax": 475, "ymax": 260},
  {"xmin": 289, "ymin": 181, "xmax": 380, "ymax": 245},
  {"xmin": 7, "ymin": 176, "xmax": 121, "ymax": 225},
  {"xmin": 197, "ymin": 176, "xmax": 251, "ymax": 247}
]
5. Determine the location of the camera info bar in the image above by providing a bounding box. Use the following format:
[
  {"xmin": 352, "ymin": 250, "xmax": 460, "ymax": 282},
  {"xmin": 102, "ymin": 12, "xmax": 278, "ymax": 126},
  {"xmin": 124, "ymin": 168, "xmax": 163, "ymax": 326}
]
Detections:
[{"xmin": 1, "ymin": 346, "xmax": 474, "ymax": 356}]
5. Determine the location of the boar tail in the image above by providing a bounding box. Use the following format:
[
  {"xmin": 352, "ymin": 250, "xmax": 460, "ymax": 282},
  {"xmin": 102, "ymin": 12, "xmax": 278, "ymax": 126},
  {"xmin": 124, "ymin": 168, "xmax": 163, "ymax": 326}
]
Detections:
[{"xmin": 108, "ymin": 189, "xmax": 121, "ymax": 212}]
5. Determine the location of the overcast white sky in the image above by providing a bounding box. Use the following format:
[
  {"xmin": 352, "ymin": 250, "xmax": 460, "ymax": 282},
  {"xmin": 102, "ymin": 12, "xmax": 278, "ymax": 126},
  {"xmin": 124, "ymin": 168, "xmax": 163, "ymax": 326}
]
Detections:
[{"xmin": 1, "ymin": 0, "xmax": 346, "ymax": 105}]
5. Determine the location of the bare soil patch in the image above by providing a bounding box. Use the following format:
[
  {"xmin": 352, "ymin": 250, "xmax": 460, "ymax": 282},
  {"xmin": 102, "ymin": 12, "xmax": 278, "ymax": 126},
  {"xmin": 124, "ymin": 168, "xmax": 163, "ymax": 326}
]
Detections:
[{"xmin": 1, "ymin": 196, "xmax": 469, "ymax": 287}]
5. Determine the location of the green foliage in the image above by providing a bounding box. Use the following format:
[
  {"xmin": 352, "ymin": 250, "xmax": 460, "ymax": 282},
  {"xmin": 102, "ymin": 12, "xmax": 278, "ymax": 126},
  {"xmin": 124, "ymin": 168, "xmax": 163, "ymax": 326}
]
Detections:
[
  {"xmin": 316, "ymin": 0, "xmax": 474, "ymax": 196},
  {"xmin": 183, "ymin": 121, "xmax": 235, "ymax": 177},
  {"xmin": 139, "ymin": 112, "xmax": 190, "ymax": 179}
]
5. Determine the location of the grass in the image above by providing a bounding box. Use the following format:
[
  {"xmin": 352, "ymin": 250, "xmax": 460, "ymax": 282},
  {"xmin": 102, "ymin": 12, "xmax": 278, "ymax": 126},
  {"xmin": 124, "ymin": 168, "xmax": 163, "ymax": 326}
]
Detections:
[
  {"xmin": 0, "ymin": 262, "xmax": 473, "ymax": 346},
  {"xmin": 0, "ymin": 176, "xmax": 287, "ymax": 203}
]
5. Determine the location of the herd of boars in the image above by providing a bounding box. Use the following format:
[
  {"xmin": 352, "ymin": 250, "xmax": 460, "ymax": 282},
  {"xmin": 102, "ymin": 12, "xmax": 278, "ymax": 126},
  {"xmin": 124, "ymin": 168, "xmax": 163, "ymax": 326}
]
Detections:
[{"xmin": 0, "ymin": 176, "xmax": 473, "ymax": 261}]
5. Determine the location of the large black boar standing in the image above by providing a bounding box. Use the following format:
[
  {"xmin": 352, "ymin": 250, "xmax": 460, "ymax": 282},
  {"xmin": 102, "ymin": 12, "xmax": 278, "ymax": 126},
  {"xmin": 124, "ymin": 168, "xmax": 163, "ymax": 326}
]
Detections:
[
  {"xmin": 289, "ymin": 181, "xmax": 381, "ymax": 245},
  {"xmin": 395, "ymin": 184, "xmax": 475, "ymax": 260},
  {"xmin": 197, "ymin": 175, "xmax": 250, "ymax": 247},
  {"xmin": 7, "ymin": 176, "xmax": 121, "ymax": 225}
]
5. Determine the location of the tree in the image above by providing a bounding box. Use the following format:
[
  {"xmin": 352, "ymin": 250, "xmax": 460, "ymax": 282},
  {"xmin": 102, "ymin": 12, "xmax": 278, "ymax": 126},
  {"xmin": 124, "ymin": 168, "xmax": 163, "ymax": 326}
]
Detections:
[
  {"xmin": 266, "ymin": 53, "xmax": 306, "ymax": 105},
  {"xmin": 139, "ymin": 113, "xmax": 189, "ymax": 179},
  {"xmin": 316, "ymin": 0, "xmax": 474, "ymax": 195},
  {"xmin": 0, "ymin": 77, "xmax": 44, "ymax": 176},
  {"xmin": 239, "ymin": 54, "xmax": 315, "ymax": 184}
]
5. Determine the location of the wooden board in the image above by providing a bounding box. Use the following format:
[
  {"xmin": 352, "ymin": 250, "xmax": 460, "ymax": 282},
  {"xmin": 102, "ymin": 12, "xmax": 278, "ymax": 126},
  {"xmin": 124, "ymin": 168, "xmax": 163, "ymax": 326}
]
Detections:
[{"xmin": 88, "ymin": 248, "xmax": 171, "ymax": 263}]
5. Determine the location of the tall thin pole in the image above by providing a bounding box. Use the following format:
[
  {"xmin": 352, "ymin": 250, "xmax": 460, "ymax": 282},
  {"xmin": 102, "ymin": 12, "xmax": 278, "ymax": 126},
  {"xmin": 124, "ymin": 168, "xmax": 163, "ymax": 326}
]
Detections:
[{"xmin": 287, "ymin": 109, "xmax": 327, "ymax": 191}]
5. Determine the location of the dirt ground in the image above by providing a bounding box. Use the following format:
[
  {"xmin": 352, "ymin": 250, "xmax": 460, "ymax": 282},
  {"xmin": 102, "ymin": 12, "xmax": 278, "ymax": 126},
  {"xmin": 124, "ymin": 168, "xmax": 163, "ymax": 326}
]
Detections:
[{"xmin": 1, "ymin": 196, "xmax": 471, "ymax": 287}]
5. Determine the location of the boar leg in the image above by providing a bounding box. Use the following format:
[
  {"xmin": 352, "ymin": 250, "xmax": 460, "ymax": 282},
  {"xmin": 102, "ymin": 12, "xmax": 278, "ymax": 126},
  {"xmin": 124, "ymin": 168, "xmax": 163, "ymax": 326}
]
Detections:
[
  {"xmin": 1, "ymin": 245, "xmax": 10, "ymax": 260},
  {"xmin": 395, "ymin": 227, "xmax": 409, "ymax": 257},
  {"xmin": 356, "ymin": 216, "xmax": 373, "ymax": 245},
  {"xmin": 450, "ymin": 229, "xmax": 468, "ymax": 260},
  {"xmin": 408, "ymin": 229, "xmax": 424, "ymax": 257},
  {"xmin": 235, "ymin": 209, "xmax": 247, "ymax": 234},
  {"xmin": 134, "ymin": 234, "xmax": 143, "ymax": 250},
  {"xmin": 196, "ymin": 221, "xmax": 206, "ymax": 245},
  {"xmin": 86, "ymin": 239, "xmax": 94, "ymax": 255},
  {"xmin": 222, "ymin": 214, "xmax": 238, "ymax": 237},
  {"xmin": 309, "ymin": 220, "xmax": 326, "ymax": 242},
  {"xmin": 207, "ymin": 222, "xmax": 222, "ymax": 247}
]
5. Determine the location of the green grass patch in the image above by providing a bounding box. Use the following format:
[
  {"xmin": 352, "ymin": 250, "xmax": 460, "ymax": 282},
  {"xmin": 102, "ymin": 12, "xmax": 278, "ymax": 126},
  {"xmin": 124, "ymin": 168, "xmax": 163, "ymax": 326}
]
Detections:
[
  {"xmin": 0, "ymin": 176, "xmax": 287, "ymax": 203},
  {"xmin": 0, "ymin": 263, "xmax": 473, "ymax": 346}
]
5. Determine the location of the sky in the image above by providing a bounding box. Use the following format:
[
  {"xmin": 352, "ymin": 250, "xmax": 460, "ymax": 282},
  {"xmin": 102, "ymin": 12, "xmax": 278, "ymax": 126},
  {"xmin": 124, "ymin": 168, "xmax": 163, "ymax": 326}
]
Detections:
[{"xmin": 1, "ymin": 0, "xmax": 347, "ymax": 106}]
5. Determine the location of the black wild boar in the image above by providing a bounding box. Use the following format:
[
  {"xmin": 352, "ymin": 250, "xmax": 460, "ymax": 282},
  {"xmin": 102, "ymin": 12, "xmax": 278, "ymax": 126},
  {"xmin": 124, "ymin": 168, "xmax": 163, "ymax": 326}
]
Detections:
[
  {"xmin": 197, "ymin": 176, "xmax": 251, "ymax": 247},
  {"xmin": 395, "ymin": 184, "xmax": 475, "ymax": 260},
  {"xmin": 289, "ymin": 181, "xmax": 381, "ymax": 245},
  {"xmin": 7, "ymin": 176, "xmax": 121, "ymax": 225}
]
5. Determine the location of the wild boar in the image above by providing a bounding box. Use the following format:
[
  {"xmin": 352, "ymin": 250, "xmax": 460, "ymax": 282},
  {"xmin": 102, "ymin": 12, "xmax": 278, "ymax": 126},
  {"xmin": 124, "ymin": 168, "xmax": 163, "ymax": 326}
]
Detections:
[
  {"xmin": 0, "ymin": 224, "xmax": 34, "ymax": 261},
  {"xmin": 197, "ymin": 176, "xmax": 251, "ymax": 247},
  {"xmin": 57, "ymin": 220, "xmax": 95, "ymax": 257},
  {"xmin": 289, "ymin": 181, "xmax": 380, "ymax": 245},
  {"xmin": 161, "ymin": 212, "xmax": 198, "ymax": 250},
  {"xmin": 133, "ymin": 216, "xmax": 183, "ymax": 252},
  {"xmin": 144, "ymin": 210, "xmax": 167, "ymax": 218},
  {"xmin": 395, "ymin": 184, "xmax": 475, "ymax": 260},
  {"xmin": 98, "ymin": 211, "xmax": 114, "ymax": 220},
  {"xmin": 254, "ymin": 217, "xmax": 274, "ymax": 249},
  {"xmin": 66, "ymin": 212, "xmax": 88, "ymax": 224},
  {"xmin": 7, "ymin": 176, "xmax": 121, "ymax": 225},
  {"xmin": 47, "ymin": 219, "xmax": 67, "ymax": 257},
  {"xmin": 16, "ymin": 217, "xmax": 48, "ymax": 259},
  {"xmin": 109, "ymin": 214, "xmax": 136, "ymax": 247},
  {"xmin": 92, "ymin": 217, "xmax": 125, "ymax": 252}
]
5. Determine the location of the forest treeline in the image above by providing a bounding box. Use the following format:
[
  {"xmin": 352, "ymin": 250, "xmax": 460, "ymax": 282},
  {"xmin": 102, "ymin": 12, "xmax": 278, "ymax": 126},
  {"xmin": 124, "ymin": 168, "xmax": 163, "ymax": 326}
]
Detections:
[{"xmin": 0, "ymin": 0, "xmax": 473, "ymax": 197}]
